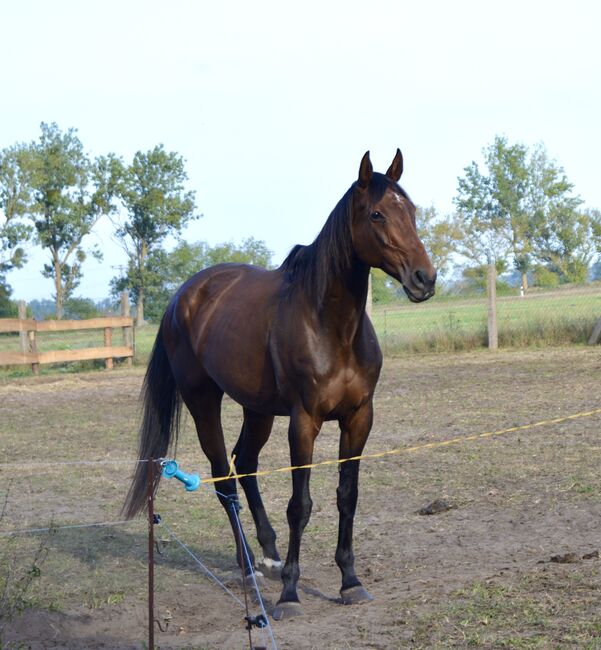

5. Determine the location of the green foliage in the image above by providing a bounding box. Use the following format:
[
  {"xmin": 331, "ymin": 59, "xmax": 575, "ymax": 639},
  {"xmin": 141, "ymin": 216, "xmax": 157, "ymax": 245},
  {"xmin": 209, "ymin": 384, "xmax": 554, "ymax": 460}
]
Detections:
[
  {"xmin": 533, "ymin": 265, "xmax": 560, "ymax": 288},
  {"xmin": 62, "ymin": 297, "xmax": 101, "ymax": 319},
  {"xmin": 112, "ymin": 145, "xmax": 198, "ymax": 324},
  {"xmin": 0, "ymin": 277, "xmax": 17, "ymax": 317},
  {"xmin": 371, "ymin": 268, "xmax": 397, "ymax": 304},
  {"xmin": 416, "ymin": 205, "xmax": 462, "ymax": 279},
  {"xmin": 454, "ymin": 136, "xmax": 591, "ymax": 288},
  {"xmin": 460, "ymin": 260, "xmax": 509, "ymax": 293},
  {"xmin": 7, "ymin": 123, "xmax": 121, "ymax": 318},
  {"xmin": 455, "ymin": 136, "xmax": 534, "ymax": 269},
  {"xmin": 0, "ymin": 145, "xmax": 33, "ymax": 274}
]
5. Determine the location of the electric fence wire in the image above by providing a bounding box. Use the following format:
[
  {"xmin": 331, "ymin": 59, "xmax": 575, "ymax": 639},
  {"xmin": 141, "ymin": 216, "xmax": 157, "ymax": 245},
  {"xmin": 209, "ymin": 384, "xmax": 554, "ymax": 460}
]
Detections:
[
  {"xmin": 0, "ymin": 519, "xmax": 135, "ymax": 537},
  {"xmin": 202, "ymin": 482, "xmax": 278, "ymax": 650},
  {"xmin": 158, "ymin": 519, "xmax": 245, "ymax": 610},
  {"xmin": 231, "ymin": 503, "xmax": 278, "ymax": 650}
]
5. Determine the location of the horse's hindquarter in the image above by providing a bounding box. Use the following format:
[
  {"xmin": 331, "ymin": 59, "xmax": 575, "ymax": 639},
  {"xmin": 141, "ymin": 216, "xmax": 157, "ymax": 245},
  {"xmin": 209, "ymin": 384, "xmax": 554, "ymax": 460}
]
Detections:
[{"xmin": 170, "ymin": 264, "xmax": 285, "ymax": 413}]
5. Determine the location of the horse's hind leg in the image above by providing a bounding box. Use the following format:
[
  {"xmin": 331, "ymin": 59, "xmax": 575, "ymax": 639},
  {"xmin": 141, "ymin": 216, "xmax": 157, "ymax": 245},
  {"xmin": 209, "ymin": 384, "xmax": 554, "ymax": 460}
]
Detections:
[
  {"xmin": 232, "ymin": 409, "xmax": 281, "ymax": 578},
  {"xmin": 181, "ymin": 382, "xmax": 257, "ymax": 575}
]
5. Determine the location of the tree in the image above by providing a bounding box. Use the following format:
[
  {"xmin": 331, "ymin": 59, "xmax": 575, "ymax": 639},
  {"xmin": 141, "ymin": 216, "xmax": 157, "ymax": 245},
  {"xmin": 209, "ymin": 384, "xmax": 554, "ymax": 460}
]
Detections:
[
  {"xmin": 528, "ymin": 146, "xmax": 591, "ymax": 284},
  {"xmin": 455, "ymin": 137, "xmax": 589, "ymax": 290},
  {"xmin": 454, "ymin": 136, "xmax": 531, "ymax": 288},
  {"xmin": 416, "ymin": 205, "xmax": 462, "ymax": 280},
  {"xmin": 20, "ymin": 123, "xmax": 121, "ymax": 318},
  {"xmin": 112, "ymin": 145, "xmax": 197, "ymax": 325},
  {"xmin": 0, "ymin": 145, "xmax": 33, "ymax": 305},
  {"xmin": 63, "ymin": 296, "xmax": 101, "ymax": 319}
]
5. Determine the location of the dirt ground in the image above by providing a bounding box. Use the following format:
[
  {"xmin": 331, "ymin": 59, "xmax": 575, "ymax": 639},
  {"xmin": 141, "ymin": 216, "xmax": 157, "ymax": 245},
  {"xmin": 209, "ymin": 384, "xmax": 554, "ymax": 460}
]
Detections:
[{"xmin": 1, "ymin": 347, "xmax": 600, "ymax": 649}]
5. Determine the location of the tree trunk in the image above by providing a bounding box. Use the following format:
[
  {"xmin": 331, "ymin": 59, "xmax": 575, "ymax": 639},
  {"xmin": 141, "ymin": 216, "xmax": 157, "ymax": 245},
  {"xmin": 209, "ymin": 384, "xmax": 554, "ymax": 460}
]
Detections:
[
  {"xmin": 135, "ymin": 242, "xmax": 147, "ymax": 327},
  {"xmin": 54, "ymin": 253, "xmax": 64, "ymax": 319},
  {"xmin": 521, "ymin": 271, "xmax": 528, "ymax": 293},
  {"xmin": 135, "ymin": 288, "xmax": 146, "ymax": 327}
]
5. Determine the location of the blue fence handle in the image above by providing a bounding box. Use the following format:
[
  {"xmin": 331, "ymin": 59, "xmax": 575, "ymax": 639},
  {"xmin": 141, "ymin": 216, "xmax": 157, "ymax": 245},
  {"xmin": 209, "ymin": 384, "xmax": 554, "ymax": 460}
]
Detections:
[{"xmin": 161, "ymin": 460, "xmax": 201, "ymax": 492}]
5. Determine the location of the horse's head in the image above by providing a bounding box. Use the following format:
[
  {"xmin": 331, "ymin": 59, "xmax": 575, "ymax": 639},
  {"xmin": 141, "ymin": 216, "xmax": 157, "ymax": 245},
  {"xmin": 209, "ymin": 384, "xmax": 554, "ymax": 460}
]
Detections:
[{"xmin": 351, "ymin": 150, "xmax": 436, "ymax": 303}]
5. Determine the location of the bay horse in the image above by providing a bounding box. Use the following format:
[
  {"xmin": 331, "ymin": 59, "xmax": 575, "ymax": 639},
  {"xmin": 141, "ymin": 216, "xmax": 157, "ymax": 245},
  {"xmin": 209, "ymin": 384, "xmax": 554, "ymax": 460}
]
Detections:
[{"xmin": 124, "ymin": 150, "xmax": 436, "ymax": 619}]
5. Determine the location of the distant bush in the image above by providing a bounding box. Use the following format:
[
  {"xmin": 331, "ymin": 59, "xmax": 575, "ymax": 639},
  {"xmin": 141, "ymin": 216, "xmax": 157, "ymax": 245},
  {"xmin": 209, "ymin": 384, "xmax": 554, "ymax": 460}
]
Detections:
[
  {"xmin": 533, "ymin": 266, "xmax": 560, "ymax": 288},
  {"xmin": 63, "ymin": 297, "xmax": 101, "ymax": 320}
]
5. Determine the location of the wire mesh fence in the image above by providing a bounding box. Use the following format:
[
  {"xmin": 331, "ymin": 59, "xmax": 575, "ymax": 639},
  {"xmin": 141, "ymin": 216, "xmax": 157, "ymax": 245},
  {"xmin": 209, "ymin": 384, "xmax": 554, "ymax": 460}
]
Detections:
[{"xmin": 369, "ymin": 282, "xmax": 601, "ymax": 354}]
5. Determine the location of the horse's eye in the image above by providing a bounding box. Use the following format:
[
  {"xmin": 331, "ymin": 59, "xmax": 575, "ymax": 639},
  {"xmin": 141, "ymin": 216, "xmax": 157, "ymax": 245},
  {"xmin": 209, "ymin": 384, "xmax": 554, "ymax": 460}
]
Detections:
[{"xmin": 370, "ymin": 211, "xmax": 385, "ymax": 222}]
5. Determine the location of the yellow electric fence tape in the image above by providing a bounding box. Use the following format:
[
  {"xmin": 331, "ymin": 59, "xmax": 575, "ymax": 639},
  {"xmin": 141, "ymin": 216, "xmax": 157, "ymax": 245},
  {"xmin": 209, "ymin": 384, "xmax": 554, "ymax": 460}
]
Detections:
[{"xmin": 200, "ymin": 407, "xmax": 601, "ymax": 485}]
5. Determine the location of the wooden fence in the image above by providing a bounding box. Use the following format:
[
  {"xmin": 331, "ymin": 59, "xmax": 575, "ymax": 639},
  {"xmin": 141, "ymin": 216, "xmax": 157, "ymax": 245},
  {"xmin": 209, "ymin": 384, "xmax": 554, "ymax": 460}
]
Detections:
[{"xmin": 0, "ymin": 316, "xmax": 134, "ymax": 374}]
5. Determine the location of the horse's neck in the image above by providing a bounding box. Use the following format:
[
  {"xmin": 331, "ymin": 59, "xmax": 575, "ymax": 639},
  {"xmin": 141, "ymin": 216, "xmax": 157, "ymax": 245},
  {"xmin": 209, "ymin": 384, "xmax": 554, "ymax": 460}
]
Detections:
[{"xmin": 320, "ymin": 260, "xmax": 370, "ymax": 343}]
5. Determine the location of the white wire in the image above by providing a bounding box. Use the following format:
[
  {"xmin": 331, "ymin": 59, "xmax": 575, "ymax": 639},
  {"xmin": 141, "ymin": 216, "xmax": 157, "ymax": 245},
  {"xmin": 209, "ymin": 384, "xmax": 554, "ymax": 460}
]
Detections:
[
  {"xmin": 158, "ymin": 520, "xmax": 245, "ymax": 609},
  {"xmin": 0, "ymin": 458, "xmax": 147, "ymax": 470},
  {"xmin": 231, "ymin": 505, "xmax": 278, "ymax": 650},
  {"xmin": 0, "ymin": 519, "xmax": 135, "ymax": 537}
]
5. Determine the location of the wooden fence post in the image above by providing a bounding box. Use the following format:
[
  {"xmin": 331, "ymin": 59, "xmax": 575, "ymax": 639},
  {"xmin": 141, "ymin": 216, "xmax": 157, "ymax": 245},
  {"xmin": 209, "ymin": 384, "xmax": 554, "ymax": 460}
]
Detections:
[
  {"xmin": 104, "ymin": 327, "xmax": 114, "ymax": 370},
  {"xmin": 588, "ymin": 317, "xmax": 601, "ymax": 345},
  {"xmin": 28, "ymin": 327, "xmax": 39, "ymax": 375},
  {"xmin": 121, "ymin": 292, "xmax": 133, "ymax": 366},
  {"xmin": 18, "ymin": 301, "xmax": 27, "ymax": 354},
  {"xmin": 487, "ymin": 263, "xmax": 498, "ymax": 350}
]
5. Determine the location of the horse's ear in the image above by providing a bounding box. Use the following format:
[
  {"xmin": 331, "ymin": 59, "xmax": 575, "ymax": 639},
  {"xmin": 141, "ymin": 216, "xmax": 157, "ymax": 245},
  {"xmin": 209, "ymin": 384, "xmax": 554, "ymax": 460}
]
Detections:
[
  {"xmin": 386, "ymin": 148, "xmax": 403, "ymax": 182},
  {"xmin": 358, "ymin": 151, "xmax": 373, "ymax": 189}
]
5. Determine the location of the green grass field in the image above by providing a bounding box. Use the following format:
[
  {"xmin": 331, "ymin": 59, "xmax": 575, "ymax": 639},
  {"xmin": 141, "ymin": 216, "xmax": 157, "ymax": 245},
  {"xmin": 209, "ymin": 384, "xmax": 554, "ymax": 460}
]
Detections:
[{"xmin": 371, "ymin": 285, "xmax": 601, "ymax": 353}]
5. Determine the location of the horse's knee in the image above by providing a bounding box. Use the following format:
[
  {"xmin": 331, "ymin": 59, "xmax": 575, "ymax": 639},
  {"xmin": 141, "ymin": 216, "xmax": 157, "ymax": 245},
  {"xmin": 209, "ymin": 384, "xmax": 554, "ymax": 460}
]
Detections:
[
  {"xmin": 287, "ymin": 494, "xmax": 313, "ymax": 529},
  {"xmin": 336, "ymin": 483, "xmax": 358, "ymax": 517}
]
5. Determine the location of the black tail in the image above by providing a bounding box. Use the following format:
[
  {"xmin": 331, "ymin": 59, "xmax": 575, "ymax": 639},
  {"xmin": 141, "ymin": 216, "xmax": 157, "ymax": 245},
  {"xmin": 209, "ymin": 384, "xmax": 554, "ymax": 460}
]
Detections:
[{"xmin": 123, "ymin": 321, "xmax": 182, "ymax": 518}]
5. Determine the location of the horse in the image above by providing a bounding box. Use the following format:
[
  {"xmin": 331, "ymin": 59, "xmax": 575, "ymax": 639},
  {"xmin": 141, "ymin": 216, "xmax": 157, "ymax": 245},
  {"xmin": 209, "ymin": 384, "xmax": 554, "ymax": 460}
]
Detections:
[{"xmin": 124, "ymin": 149, "xmax": 436, "ymax": 620}]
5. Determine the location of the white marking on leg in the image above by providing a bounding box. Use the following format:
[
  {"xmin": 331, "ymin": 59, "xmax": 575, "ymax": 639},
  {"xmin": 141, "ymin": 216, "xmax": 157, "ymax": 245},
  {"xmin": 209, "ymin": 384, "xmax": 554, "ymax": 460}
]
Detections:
[{"xmin": 261, "ymin": 557, "xmax": 282, "ymax": 569}]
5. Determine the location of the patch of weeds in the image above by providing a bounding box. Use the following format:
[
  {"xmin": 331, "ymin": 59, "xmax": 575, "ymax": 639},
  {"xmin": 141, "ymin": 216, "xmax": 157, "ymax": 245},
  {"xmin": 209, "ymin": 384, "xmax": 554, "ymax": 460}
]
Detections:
[
  {"xmin": 0, "ymin": 488, "xmax": 52, "ymax": 646},
  {"xmin": 410, "ymin": 567, "xmax": 601, "ymax": 648}
]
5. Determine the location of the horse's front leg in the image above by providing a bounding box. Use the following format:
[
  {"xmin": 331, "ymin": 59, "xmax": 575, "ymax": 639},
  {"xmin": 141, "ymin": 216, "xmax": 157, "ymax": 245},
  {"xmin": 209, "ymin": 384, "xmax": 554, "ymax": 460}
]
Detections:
[
  {"xmin": 272, "ymin": 408, "xmax": 322, "ymax": 620},
  {"xmin": 336, "ymin": 402, "xmax": 374, "ymax": 605}
]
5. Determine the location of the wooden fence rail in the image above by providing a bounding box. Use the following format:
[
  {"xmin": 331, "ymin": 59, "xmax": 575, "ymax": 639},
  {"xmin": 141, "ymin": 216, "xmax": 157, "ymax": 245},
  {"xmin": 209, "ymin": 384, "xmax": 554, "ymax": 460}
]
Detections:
[{"xmin": 0, "ymin": 316, "xmax": 134, "ymax": 374}]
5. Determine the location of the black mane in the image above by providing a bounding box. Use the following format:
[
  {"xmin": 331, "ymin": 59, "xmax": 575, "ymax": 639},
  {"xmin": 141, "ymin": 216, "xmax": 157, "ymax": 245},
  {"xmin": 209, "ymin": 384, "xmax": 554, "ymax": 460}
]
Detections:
[
  {"xmin": 280, "ymin": 185, "xmax": 355, "ymax": 307},
  {"xmin": 280, "ymin": 174, "xmax": 409, "ymax": 307}
]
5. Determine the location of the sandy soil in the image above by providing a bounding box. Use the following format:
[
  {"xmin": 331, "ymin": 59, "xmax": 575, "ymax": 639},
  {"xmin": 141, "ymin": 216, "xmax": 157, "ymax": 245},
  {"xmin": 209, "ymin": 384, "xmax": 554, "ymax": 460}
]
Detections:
[{"xmin": 1, "ymin": 347, "xmax": 600, "ymax": 649}]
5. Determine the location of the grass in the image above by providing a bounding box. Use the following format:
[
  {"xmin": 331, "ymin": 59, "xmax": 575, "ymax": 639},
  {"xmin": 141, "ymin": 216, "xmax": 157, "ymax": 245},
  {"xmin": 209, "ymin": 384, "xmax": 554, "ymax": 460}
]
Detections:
[
  {"xmin": 409, "ymin": 571, "xmax": 601, "ymax": 648},
  {"xmin": 372, "ymin": 284, "xmax": 601, "ymax": 353}
]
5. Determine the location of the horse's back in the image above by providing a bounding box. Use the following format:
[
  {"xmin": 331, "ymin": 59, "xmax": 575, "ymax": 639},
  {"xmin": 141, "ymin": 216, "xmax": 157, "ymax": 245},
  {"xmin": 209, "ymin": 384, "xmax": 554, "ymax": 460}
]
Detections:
[{"xmin": 164, "ymin": 263, "xmax": 286, "ymax": 412}]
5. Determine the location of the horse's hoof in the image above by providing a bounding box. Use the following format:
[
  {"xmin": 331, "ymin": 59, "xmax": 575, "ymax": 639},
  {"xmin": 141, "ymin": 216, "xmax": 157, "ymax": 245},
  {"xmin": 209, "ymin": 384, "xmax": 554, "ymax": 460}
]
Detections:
[
  {"xmin": 271, "ymin": 600, "xmax": 304, "ymax": 620},
  {"xmin": 258, "ymin": 558, "xmax": 283, "ymax": 581},
  {"xmin": 340, "ymin": 585, "xmax": 373, "ymax": 605}
]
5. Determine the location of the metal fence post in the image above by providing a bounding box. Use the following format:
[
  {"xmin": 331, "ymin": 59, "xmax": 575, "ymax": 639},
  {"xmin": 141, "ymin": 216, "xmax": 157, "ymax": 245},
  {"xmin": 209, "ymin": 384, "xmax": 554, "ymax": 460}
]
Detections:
[{"xmin": 147, "ymin": 459, "xmax": 155, "ymax": 650}]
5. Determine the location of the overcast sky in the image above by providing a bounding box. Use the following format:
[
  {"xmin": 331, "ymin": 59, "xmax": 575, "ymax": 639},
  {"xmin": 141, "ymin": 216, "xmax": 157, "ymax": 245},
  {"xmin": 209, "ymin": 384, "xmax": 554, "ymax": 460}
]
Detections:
[{"xmin": 2, "ymin": 0, "xmax": 600, "ymax": 301}]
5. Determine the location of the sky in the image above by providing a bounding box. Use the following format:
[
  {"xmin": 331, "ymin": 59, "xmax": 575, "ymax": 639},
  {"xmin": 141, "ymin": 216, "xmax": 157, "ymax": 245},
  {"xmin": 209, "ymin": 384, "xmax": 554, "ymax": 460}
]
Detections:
[{"xmin": 1, "ymin": 0, "xmax": 600, "ymax": 301}]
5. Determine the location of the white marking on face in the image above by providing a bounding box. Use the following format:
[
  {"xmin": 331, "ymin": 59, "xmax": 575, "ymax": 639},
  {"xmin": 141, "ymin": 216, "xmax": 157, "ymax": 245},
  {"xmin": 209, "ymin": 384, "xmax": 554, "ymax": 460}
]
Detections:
[
  {"xmin": 261, "ymin": 557, "xmax": 283, "ymax": 568},
  {"xmin": 390, "ymin": 193, "xmax": 403, "ymax": 205}
]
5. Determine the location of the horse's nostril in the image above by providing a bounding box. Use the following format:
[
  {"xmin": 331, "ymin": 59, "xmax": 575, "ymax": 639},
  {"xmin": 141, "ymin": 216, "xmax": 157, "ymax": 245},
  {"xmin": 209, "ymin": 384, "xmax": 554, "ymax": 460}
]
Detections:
[{"xmin": 414, "ymin": 269, "xmax": 426, "ymax": 287}]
